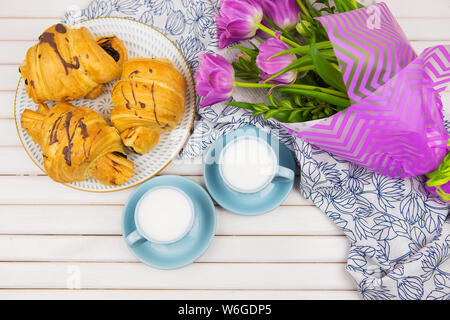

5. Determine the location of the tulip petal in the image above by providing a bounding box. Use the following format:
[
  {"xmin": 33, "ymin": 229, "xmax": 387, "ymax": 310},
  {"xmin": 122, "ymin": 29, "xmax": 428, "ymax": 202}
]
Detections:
[
  {"xmin": 208, "ymin": 70, "xmax": 233, "ymax": 93},
  {"xmin": 216, "ymin": 0, "xmax": 263, "ymax": 48},
  {"xmin": 195, "ymin": 53, "xmax": 235, "ymax": 108},
  {"xmin": 256, "ymin": 37, "xmax": 298, "ymax": 84},
  {"xmin": 200, "ymin": 91, "xmax": 232, "ymax": 108},
  {"xmin": 257, "ymin": 0, "xmax": 300, "ymax": 30}
]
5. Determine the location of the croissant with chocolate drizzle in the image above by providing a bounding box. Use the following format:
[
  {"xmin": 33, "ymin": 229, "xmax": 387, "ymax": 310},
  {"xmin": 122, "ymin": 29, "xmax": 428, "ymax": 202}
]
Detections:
[
  {"xmin": 110, "ymin": 58, "xmax": 186, "ymax": 154},
  {"xmin": 21, "ymin": 102, "xmax": 134, "ymax": 186},
  {"xmin": 19, "ymin": 23, "xmax": 128, "ymax": 103}
]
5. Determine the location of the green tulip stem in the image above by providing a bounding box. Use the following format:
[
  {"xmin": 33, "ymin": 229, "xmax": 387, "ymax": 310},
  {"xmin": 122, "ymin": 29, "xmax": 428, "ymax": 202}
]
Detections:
[
  {"xmin": 269, "ymin": 41, "xmax": 333, "ymax": 58},
  {"xmin": 257, "ymin": 23, "xmax": 300, "ymax": 48},
  {"xmin": 233, "ymin": 81, "xmax": 348, "ymax": 99},
  {"xmin": 276, "ymin": 87, "xmax": 350, "ymax": 108}
]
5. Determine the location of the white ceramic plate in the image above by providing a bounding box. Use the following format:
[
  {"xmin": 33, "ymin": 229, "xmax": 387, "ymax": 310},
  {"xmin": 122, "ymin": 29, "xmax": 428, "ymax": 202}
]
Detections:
[{"xmin": 14, "ymin": 17, "xmax": 196, "ymax": 192}]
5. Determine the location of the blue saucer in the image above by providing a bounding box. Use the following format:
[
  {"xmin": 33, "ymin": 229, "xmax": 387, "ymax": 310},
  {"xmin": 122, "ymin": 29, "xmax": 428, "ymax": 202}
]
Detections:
[
  {"xmin": 122, "ymin": 175, "xmax": 216, "ymax": 270},
  {"xmin": 204, "ymin": 126, "xmax": 296, "ymax": 216}
]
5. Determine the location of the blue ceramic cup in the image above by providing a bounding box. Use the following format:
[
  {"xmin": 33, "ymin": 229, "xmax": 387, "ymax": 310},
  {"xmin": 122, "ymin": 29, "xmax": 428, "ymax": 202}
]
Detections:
[
  {"xmin": 218, "ymin": 135, "xmax": 295, "ymax": 194},
  {"xmin": 125, "ymin": 186, "xmax": 195, "ymax": 246}
]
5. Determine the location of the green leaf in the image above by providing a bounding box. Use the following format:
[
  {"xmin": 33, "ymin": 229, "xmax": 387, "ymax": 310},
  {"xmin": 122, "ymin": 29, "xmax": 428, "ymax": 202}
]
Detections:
[
  {"xmin": 273, "ymin": 110, "xmax": 295, "ymax": 122},
  {"xmin": 267, "ymin": 94, "xmax": 278, "ymax": 108},
  {"xmin": 311, "ymin": 107, "xmax": 323, "ymax": 115},
  {"xmin": 346, "ymin": 0, "xmax": 360, "ymax": 10},
  {"xmin": 310, "ymin": 33, "xmax": 347, "ymax": 92},
  {"xmin": 293, "ymin": 95, "xmax": 303, "ymax": 106},
  {"xmin": 356, "ymin": 1, "xmax": 365, "ymax": 9},
  {"xmin": 324, "ymin": 107, "xmax": 335, "ymax": 116},
  {"xmin": 288, "ymin": 109, "xmax": 302, "ymax": 122},
  {"xmin": 227, "ymin": 102, "xmax": 257, "ymax": 110},
  {"xmin": 302, "ymin": 109, "xmax": 310, "ymax": 118},
  {"xmin": 334, "ymin": 0, "xmax": 360, "ymax": 12},
  {"xmin": 236, "ymin": 59, "xmax": 249, "ymax": 72},
  {"xmin": 278, "ymin": 99, "xmax": 294, "ymax": 109},
  {"xmin": 227, "ymin": 46, "xmax": 258, "ymax": 59},
  {"xmin": 275, "ymin": 87, "xmax": 351, "ymax": 108},
  {"xmin": 264, "ymin": 109, "xmax": 281, "ymax": 120},
  {"xmin": 305, "ymin": 0, "xmax": 320, "ymax": 17},
  {"xmin": 319, "ymin": 49, "xmax": 339, "ymax": 58},
  {"xmin": 333, "ymin": 0, "xmax": 345, "ymax": 12},
  {"xmin": 248, "ymin": 41, "xmax": 259, "ymax": 51}
]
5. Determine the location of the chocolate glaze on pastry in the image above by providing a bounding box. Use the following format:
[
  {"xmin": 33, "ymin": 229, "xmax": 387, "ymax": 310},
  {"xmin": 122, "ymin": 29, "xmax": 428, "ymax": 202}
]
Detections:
[
  {"xmin": 111, "ymin": 58, "xmax": 186, "ymax": 155},
  {"xmin": 55, "ymin": 23, "xmax": 67, "ymax": 34},
  {"xmin": 39, "ymin": 31, "xmax": 80, "ymax": 75},
  {"xmin": 19, "ymin": 24, "xmax": 128, "ymax": 103},
  {"xmin": 98, "ymin": 37, "xmax": 121, "ymax": 62},
  {"xmin": 20, "ymin": 102, "xmax": 134, "ymax": 186}
]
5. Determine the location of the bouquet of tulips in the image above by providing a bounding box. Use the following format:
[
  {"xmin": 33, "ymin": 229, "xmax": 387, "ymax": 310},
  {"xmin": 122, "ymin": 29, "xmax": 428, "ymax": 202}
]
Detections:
[
  {"xmin": 195, "ymin": 0, "xmax": 450, "ymax": 200},
  {"xmin": 196, "ymin": 0, "xmax": 358, "ymax": 123}
]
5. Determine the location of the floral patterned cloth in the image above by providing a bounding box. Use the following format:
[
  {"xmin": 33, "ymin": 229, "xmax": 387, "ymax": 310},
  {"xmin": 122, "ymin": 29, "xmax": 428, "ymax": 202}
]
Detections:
[{"xmin": 65, "ymin": 0, "xmax": 450, "ymax": 300}]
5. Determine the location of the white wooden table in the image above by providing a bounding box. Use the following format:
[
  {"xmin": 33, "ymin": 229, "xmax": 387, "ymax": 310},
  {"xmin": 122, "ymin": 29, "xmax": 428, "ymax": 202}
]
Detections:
[{"xmin": 0, "ymin": 0, "xmax": 449, "ymax": 300}]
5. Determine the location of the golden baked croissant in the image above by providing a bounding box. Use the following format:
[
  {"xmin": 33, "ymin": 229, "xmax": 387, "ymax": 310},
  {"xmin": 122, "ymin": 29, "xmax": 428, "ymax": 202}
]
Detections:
[
  {"xmin": 19, "ymin": 23, "xmax": 128, "ymax": 103},
  {"xmin": 110, "ymin": 58, "xmax": 186, "ymax": 154},
  {"xmin": 21, "ymin": 102, "xmax": 134, "ymax": 186}
]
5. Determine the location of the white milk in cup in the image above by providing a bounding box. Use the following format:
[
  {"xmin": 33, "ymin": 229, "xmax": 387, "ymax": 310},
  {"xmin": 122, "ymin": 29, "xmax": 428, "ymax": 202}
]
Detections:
[
  {"xmin": 219, "ymin": 136, "xmax": 279, "ymax": 193},
  {"xmin": 135, "ymin": 187, "xmax": 194, "ymax": 244}
]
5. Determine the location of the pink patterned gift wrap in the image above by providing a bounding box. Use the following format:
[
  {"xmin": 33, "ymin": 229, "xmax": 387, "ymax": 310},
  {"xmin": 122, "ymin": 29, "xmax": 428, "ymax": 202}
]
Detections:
[{"xmin": 281, "ymin": 2, "xmax": 450, "ymax": 179}]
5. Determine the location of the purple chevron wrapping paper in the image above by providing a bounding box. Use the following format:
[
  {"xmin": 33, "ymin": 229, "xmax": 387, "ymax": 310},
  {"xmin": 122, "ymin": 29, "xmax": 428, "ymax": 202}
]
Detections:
[{"xmin": 282, "ymin": 2, "xmax": 450, "ymax": 179}]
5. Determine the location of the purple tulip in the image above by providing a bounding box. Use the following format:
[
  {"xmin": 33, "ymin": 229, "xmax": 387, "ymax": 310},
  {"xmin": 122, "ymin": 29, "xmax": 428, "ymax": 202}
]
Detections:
[
  {"xmin": 216, "ymin": 0, "xmax": 264, "ymax": 49},
  {"xmin": 256, "ymin": 35, "xmax": 298, "ymax": 84},
  {"xmin": 257, "ymin": 0, "xmax": 300, "ymax": 31},
  {"xmin": 195, "ymin": 54, "xmax": 235, "ymax": 108}
]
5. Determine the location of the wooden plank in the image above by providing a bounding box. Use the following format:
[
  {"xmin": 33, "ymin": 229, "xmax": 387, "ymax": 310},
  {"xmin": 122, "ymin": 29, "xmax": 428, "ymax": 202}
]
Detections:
[
  {"xmin": 381, "ymin": 0, "xmax": 450, "ymax": 18},
  {"xmin": 0, "ymin": 41, "xmax": 34, "ymax": 64},
  {"xmin": 410, "ymin": 40, "xmax": 450, "ymax": 54},
  {"xmin": 0, "ymin": 0, "xmax": 92, "ymax": 17},
  {"xmin": 0, "ymin": 65, "xmax": 19, "ymax": 91},
  {"xmin": 0, "ymin": 176, "xmax": 312, "ymax": 205},
  {"xmin": 0, "ymin": 147, "xmax": 40, "ymax": 175},
  {"xmin": 397, "ymin": 18, "xmax": 450, "ymax": 41},
  {"xmin": 217, "ymin": 205, "xmax": 339, "ymax": 235},
  {"xmin": 0, "ymin": 289, "xmax": 361, "ymax": 300},
  {"xmin": 0, "ymin": 204, "xmax": 337, "ymax": 235},
  {"xmin": 0, "ymin": 235, "xmax": 349, "ymax": 263},
  {"xmin": 0, "ymin": 0, "xmax": 448, "ymax": 18},
  {"xmin": 0, "ymin": 92, "xmax": 16, "ymax": 118},
  {"xmin": 0, "ymin": 17, "xmax": 449, "ymax": 42},
  {"xmin": 0, "ymin": 119, "xmax": 21, "ymax": 145},
  {"xmin": 0, "ymin": 18, "xmax": 59, "ymax": 40},
  {"xmin": 0, "ymin": 262, "xmax": 356, "ymax": 290},
  {"xmin": 0, "ymin": 147, "xmax": 204, "ymax": 175}
]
